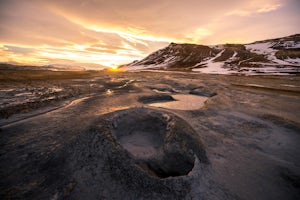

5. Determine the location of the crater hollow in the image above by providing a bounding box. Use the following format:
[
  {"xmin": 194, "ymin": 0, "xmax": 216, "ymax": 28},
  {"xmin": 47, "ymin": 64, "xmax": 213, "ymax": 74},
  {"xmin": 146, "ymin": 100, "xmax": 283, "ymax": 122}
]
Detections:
[
  {"xmin": 112, "ymin": 113, "xmax": 166, "ymax": 159},
  {"xmin": 111, "ymin": 108, "xmax": 208, "ymax": 178}
]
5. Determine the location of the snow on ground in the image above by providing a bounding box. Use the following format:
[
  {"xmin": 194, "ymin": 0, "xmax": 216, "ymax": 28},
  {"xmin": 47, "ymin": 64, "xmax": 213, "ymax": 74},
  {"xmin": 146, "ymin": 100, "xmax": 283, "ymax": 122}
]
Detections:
[
  {"xmin": 279, "ymin": 40, "xmax": 300, "ymax": 49},
  {"xmin": 245, "ymin": 42, "xmax": 299, "ymax": 66},
  {"xmin": 192, "ymin": 49, "xmax": 233, "ymax": 74},
  {"xmin": 238, "ymin": 66, "xmax": 300, "ymax": 75},
  {"xmin": 192, "ymin": 62, "xmax": 232, "ymax": 74},
  {"xmin": 125, "ymin": 55, "xmax": 178, "ymax": 71},
  {"xmin": 245, "ymin": 42, "xmax": 274, "ymax": 55},
  {"xmin": 284, "ymin": 57, "xmax": 300, "ymax": 65},
  {"xmin": 229, "ymin": 51, "xmax": 238, "ymax": 61}
]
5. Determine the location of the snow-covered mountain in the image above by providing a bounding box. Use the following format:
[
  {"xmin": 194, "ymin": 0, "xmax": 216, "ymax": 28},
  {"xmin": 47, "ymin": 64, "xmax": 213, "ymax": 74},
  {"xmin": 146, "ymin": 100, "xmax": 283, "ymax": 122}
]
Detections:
[{"xmin": 123, "ymin": 34, "xmax": 300, "ymax": 75}]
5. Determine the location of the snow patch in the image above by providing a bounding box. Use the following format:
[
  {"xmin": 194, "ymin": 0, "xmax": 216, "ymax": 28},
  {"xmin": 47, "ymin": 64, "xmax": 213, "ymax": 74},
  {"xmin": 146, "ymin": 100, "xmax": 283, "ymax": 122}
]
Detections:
[
  {"xmin": 284, "ymin": 57, "xmax": 300, "ymax": 65},
  {"xmin": 125, "ymin": 55, "xmax": 178, "ymax": 71},
  {"xmin": 229, "ymin": 51, "xmax": 238, "ymax": 61},
  {"xmin": 192, "ymin": 50, "xmax": 233, "ymax": 74},
  {"xmin": 238, "ymin": 66, "xmax": 299, "ymax": 75},
  {"xmin": 245, "ymin": 42, "xmax": 274, "ymax": 55},
  {"xmin": 192, "ymin": 62, "xmax": 231, "ymax": 74},
  {"xmin": 245, "ymin": 42, "xmax": 299, "ymax": 66}
]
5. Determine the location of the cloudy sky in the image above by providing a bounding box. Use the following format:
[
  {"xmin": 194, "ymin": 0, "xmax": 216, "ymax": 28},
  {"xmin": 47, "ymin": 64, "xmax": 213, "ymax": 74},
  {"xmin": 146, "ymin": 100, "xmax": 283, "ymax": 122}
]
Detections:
[{"xmin": 0, "ymin": 0, "xmax": 299, "ymax": 68}]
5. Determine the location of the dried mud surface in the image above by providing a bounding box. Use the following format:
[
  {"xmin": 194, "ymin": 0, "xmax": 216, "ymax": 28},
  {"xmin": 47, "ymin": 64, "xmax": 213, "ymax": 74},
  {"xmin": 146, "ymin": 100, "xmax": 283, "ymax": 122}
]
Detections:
[{"xmin": 0, "ymin": 70, "xmax": 300, "ymax": 200}]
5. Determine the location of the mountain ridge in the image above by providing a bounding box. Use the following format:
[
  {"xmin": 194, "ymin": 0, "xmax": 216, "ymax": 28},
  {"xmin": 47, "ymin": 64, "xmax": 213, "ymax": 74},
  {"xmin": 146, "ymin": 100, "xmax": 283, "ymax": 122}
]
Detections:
[{"xmin": 123, "ymin": 34, "xmax": 300, "ymax": 75}]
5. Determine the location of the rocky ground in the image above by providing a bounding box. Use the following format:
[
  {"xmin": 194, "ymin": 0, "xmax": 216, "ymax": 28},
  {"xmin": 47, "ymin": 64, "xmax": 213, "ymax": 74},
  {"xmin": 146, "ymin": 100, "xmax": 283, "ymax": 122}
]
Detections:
[{"xmin": 0, "ymin": 70, "xmax": 299, "ymax": 199}]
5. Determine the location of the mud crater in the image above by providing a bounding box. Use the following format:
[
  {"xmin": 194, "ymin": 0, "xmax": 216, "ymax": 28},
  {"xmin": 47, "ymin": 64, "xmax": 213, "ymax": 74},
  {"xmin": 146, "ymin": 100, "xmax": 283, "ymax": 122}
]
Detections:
[{"xmin": 111, "ymin": 108, "xmax": 207, "ymax": 178}]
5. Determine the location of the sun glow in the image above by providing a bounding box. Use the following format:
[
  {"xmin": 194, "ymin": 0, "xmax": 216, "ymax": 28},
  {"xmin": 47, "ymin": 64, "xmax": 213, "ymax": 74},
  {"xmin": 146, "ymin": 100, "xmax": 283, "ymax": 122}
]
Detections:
[
  {"xmin": 108, "ymin": 65, "xmax": 120, "ymax": 72},
  {"xmin": 111, "ymin": 65, "xmax": 118, "ymax": 70}
]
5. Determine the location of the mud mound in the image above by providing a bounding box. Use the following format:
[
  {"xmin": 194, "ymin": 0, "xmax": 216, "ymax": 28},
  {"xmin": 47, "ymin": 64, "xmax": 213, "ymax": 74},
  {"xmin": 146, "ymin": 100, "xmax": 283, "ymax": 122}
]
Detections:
[
  {"xmin": 111, "ymin": 108, "xmax": 201, "ymax": 178},
  {"xmin": 66, "ymin": 108, "xmax": 209, "ymax": 199}
]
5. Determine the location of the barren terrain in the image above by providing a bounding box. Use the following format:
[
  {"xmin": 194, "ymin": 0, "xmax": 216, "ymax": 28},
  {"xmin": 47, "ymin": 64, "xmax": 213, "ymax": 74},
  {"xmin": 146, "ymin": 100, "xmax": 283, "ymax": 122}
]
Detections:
[{"xmin": 0, "ymin": 70, "xmax": 299, "ymax": 200}]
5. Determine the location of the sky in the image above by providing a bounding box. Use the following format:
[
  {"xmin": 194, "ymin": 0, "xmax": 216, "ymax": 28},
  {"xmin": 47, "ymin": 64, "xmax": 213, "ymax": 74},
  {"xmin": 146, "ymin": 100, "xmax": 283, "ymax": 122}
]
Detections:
[{"xmin": 0, "ymin": 0, "xmax": 299, "ymax": 69}]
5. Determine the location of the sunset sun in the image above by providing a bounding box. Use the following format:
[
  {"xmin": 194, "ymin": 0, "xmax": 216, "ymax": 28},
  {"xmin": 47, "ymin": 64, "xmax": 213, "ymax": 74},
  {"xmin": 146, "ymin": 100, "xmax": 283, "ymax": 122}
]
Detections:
[{"xmin": 109, "ymin": 65, "xmax": 119, "ymax": 71}]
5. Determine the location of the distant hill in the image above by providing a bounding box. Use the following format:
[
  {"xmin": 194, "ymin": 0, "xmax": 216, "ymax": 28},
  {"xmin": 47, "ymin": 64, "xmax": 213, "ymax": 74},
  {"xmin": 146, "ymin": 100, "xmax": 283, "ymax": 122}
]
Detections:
[
  {"xmin": 0, "ymin": 63, "xmax": 104, "ymax": 71},
  {"xmin": 123, "ymin": 34, "xmax": 300, "ymax": 75}
]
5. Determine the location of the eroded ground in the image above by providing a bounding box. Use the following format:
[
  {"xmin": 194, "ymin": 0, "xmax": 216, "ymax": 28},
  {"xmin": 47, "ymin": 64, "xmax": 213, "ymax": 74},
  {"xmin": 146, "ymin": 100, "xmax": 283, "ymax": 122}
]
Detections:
[{"xmin": 0, "ymin": 70, "xmax": 299, "ymax": 200}]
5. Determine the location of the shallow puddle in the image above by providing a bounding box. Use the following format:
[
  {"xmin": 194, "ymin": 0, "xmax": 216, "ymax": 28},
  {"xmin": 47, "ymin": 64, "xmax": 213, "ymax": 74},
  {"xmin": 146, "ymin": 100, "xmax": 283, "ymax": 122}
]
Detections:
[
  {"xmin": 117, "ymin": 130, "xmax": 164, "ymax": 158},
  {"xmin": 148, "ymin": 94, "xmax": 208, "ymax": 110}
]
